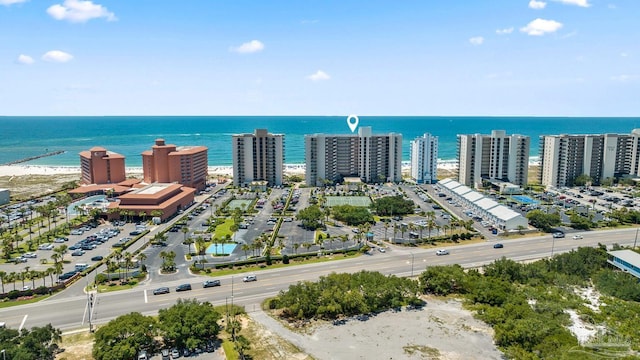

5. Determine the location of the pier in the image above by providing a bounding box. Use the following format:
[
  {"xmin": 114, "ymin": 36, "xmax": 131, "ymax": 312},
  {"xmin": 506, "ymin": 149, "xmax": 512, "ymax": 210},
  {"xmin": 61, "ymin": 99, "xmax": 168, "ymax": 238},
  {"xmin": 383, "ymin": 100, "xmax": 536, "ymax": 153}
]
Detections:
[{"xmin": 2, "ymin": 150, "xmax": 66, "ymax": 166}]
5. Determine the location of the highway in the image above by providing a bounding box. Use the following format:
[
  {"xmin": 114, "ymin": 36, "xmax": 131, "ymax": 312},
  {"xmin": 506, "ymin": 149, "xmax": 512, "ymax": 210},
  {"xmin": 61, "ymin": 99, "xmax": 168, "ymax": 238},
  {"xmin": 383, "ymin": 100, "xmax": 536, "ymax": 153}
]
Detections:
[{"xmin": 0, "ymin": 227, "xmax": 636, "ymax": 333}]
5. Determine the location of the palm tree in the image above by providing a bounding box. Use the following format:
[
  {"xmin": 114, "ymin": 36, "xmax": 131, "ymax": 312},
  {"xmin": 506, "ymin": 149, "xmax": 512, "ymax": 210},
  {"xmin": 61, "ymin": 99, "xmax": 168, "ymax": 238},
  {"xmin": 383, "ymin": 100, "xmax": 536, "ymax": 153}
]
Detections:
[
  {"xmin": 29, "ymin": 270, "xmax": 38, "ymax": 289},
  {"xmin": 123, "ymin": 252, "xmax": 133, "ymax": 282},
  {"xmin": 198, "ymin": 257, "xmax": 208, "ymax": 270},
  {"xmin": 302, "ymin": 242, "xmax": 312, "ymax": 253},
  {"xmin": 184, "ymin": 237, "xmax": 195, "ymax": 255},
  {"xmin": 195, "ymin": 236, "xmax": 206, "ymax": 255},
  {"xmin": 114, "ymin": 249, "xmax": 123, "ymax": 280},
  {"xmin": 0, "ymin": 270, "xmax": 6, "ymax": 294},
  {"xmin": 138, "ymin": 211, "xmax": 147, "ymax": 224},
  {"xmin": 21, "ymin": 266, "xmax": 29, "ymax": 289},
  {"xmin": 50, "ymin": 253, "xmax": 61, "ymax": 265},
  {"xmin": 54, "ymin": 244, "xmax": 68, "ymax": 262},
  {"xmin": 292, "ymin": 242, "xmax": 300, "ymax": 255},
  {"xmin": 181, "ymin": 226, "xmax": 189, "ymax": 244},
  {"xmin": 47, "ymin": 267, "xmax": 56, "ymax": 286},
  {"xmin": 340, "ymin": 235, "xmax": 349, "ymax": 249},
  {"xmin": 241, "ymin": 244, "xmax": 250, "ymax": 258},
  {"xmin": 137, "ymin": 253, "xmax": 147, "ymax": 271},
  {"xmin": 7, "ymin": 272, "xmax": 17, "ymax": 291}
]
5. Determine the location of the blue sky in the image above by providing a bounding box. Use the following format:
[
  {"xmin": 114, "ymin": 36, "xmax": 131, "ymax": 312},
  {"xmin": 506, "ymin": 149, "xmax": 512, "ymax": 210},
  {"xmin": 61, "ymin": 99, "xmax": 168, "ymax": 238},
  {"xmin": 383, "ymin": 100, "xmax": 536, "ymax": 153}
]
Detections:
[{"xmin": 1, "ymin": 0, "xmax": 638, "ymax": 116}]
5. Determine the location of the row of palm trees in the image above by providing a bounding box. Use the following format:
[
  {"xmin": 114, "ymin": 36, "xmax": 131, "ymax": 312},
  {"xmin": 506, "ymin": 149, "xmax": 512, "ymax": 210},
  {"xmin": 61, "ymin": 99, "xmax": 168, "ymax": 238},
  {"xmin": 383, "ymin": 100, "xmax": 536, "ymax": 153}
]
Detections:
[
  {"xmin": 382, "ymin": 212, "xmax": 475, "ymax": 241},
  {"xmin": 106, "ymin": 250, "xmax": 147, "ymax": 282},
  {"xmin": 0, "ymin": 267, "xmax": 62, "ymax": 293}
]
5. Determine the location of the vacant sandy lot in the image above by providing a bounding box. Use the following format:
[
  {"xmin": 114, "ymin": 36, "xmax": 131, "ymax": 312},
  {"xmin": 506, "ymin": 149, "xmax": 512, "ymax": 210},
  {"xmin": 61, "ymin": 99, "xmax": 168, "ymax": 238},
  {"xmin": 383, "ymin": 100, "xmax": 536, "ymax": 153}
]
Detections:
[{"xmin": 253, "ymin": 297, "xmax": 504, "ymax": 360}]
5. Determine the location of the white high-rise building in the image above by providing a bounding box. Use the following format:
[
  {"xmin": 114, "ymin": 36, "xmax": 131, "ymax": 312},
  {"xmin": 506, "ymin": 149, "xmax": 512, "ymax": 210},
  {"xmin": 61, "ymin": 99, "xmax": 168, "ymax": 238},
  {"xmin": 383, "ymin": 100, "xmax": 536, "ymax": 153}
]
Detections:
[
  {"xmin": 539, "ymin": 130, "xmax": 640, "ymax": 187},
  {"xmin": 232, "ymin": 129, "xmax": 284, "ymax": 187},
  {"xmin": 457, "ymin": 130, "xmax": 530, "ymax": 188},
  {"xmin": 305, "ymin": 126, "xmax": 402, "ymax": 186},
  {"xmin": 410, "ymin": 133, "xmax": 438, "ymax": 184}
]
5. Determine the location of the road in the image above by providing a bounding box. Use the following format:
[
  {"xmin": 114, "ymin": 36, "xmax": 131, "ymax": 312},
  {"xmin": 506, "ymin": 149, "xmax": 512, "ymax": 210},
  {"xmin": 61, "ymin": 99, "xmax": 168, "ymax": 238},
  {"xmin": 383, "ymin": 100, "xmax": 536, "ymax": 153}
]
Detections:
[{"xmin": 0, "ymin": 227, "xmax": 636, "ymax": 333}]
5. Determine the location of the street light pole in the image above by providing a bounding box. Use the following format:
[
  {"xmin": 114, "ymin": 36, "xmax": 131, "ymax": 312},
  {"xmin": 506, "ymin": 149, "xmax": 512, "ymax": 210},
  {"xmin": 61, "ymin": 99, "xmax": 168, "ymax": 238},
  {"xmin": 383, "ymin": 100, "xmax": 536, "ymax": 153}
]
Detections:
[
  {"xmin": 551, "ymin": 236, "xmax": 556, "ymax": 257},
  {"xmin": 634, "ymin": 228, "xmax": 638, "ymax": 250},
  {"xmin": 409, "ymin": 253, "xmax": 415, "ymax": 277}
]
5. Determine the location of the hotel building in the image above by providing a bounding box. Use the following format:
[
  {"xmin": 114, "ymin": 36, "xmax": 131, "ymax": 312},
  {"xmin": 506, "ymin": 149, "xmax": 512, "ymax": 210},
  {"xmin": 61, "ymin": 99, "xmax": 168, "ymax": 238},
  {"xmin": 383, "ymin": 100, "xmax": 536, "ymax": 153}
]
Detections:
[
  {"xmin": 305, "ymin": 126, "xmax": 402, "ymax": 186},
  {"xmin": 232, "ymin": 129, "xmax": 285, "ymax": 187},
  {"xmin": 457, "ymin": 130, "xmax": 530, "ymax": 188},
  {"xmin": 107, "ymin": 183, "xmax": 195, "ymax": 221},
  {"xmin": 410, "ymin": 133, "xmax": 438, "ymax": 184},
  {"xmin": 142, "ymin": 139, "xmax": 208, "ymax": 191},
  {"xmin": 539, "ymin": 130, "xmax": 640, "ymax": 187},
  {"xmin": 79, "ymin": 146, "xmax": 126, "ymax": 185}
]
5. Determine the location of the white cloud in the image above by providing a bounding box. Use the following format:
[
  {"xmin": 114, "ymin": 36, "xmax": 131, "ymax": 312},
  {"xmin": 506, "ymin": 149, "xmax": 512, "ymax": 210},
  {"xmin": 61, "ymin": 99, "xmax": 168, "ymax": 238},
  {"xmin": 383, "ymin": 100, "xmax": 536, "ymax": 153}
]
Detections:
[
  {"xmin": 47, "ymin": 0, "xmax": 116, "ymax": 23},
  {"xmin": 17, "ymin": 54, "xmax": 34, "ymax": 64},
  {"xmin": 620, "ymin": 52, "xmax": 628, "ymax": 57},
  {"xmin": 552, "ymin": 0, "xmax": 590, "ymax": 7},
  {"xmin": 230, "ymin": 40, "xmax": 265, "ymax": 54},
  {"xmin": 307, "ymin": 70, "xmax": 330, "ymax": 81},
  {"xmin": 496, "ymin": 27, "xmax": 514, "ymax": 35},
  {"xmin": 469, "ymin": 36, "xmax": 484, "ymax": 46},
  {"xmin": 608, "ymin": 4, "xmax": 617, "ymax": 9},
  {"xmin": 520, "ymin": 18, "xmax": 563, "ymax": 36},
  {"xmin": 610, "ymin": 75, "xmax": 636, "ymax": 82},
  {"xmin": 42, "ymin": 50, "xmax": 74, "ymax": 63},
  {"xmin": 529, "ymin": 0, "xmax": 547, "ymax": 9},
  {"xmin": 0, "ymin": 0, "xmax": 28, "ymax": 5}
]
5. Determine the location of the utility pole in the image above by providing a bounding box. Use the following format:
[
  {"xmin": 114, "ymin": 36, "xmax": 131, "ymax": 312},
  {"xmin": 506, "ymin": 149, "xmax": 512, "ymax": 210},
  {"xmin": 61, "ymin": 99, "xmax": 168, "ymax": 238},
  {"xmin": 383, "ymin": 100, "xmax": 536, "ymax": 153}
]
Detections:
[
  {"xmin": 409, "ymin": 253, "xmax": 415, "ymax": 277},
  {"xmin": 634, "ymin": 228, "xmax": 638, "ymax": 250}
]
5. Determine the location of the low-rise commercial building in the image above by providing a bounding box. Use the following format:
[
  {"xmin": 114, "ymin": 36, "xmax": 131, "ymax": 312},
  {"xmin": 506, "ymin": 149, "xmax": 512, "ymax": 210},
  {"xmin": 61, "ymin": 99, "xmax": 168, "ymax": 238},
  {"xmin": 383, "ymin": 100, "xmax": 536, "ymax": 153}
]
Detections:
[{"xmin": 107, "ymin": 183, "xmax": 195, "ymax": 222}]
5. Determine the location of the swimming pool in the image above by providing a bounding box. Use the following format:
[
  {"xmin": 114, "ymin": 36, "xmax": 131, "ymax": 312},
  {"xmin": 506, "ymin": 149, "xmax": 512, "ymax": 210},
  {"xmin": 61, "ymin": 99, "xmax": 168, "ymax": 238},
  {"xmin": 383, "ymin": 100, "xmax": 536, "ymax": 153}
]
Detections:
[
  {"xmin": 68, "ymin": 195, "xmax": 107, "ymax": 215},
  {"xmin": 512, "ymin": 195, "xmax": 539, "ymax": 204},
  {"xmin": 205, "ymin": 243, "xmax": 238, "ymax": 255}
]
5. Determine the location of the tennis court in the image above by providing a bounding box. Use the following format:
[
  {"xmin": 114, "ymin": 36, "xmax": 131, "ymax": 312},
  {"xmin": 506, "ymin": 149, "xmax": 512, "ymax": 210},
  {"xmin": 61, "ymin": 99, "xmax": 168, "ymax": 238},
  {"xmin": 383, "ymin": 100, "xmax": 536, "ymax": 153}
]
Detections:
[
  {"xmin": 325, "ymin": 196, "xmax": 372, "ymax": 207},
  {"xmin": 226, "ymin": 199, "xmax": 253, "ymax": 211}
]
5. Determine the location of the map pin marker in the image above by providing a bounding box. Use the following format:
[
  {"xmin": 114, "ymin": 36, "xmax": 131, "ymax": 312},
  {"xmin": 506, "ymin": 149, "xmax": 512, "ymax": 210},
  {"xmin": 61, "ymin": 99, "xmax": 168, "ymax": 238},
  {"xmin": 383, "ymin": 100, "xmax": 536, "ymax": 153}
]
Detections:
[{"xmin": 347, "ymin": 115, "xmax": 359, "ymax": 133}]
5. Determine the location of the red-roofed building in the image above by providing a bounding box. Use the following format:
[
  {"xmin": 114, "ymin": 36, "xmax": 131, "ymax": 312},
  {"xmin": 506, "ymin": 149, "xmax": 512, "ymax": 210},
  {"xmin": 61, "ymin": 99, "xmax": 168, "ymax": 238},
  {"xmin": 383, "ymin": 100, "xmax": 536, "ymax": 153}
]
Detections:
[
  {"xmin": 142, "ymin": 139, "xmax": 208, "ymax": 191},
  {"xmin": 79, "ymin": 147, "xmax": 126, "ymax": 185},
  {"xmin": 107, "ymin": 183, "xmax": 195, "ymax": 221}
]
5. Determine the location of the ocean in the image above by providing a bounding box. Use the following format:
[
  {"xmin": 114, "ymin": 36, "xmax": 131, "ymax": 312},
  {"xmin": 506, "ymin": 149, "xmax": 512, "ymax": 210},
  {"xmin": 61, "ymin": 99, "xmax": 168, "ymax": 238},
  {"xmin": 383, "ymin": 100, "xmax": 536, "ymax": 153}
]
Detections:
[{"xmin": 1, "ymin": 116, "xmax": 640, "ymax": 167}]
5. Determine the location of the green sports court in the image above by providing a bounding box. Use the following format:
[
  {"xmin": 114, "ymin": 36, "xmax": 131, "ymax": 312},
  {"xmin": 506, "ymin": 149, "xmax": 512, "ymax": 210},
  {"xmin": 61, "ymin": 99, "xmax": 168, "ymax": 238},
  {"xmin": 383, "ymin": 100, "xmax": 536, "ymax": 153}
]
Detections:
[{"xmin": 325, "ymin": 196, "xmax": 372, "ymax": 207}]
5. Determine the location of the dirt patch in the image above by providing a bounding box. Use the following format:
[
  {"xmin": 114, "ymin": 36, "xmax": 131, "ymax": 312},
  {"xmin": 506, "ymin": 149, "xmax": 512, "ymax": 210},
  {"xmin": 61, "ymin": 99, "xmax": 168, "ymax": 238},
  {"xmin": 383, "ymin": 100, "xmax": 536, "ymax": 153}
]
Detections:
[
  {"xmin": 241, "ymin": 316, "xmax": 312, "ymax": 360},
  {"xmin": 0, "ymin": 174, "xmax": 79, "ymax": 201},
  {"xmin": 256, "ymin": 297, "xmax": 503, "ymax": 360},
  {"xmin": 56, "ymin": 331, "xmax": 94, "ymax": 360}
]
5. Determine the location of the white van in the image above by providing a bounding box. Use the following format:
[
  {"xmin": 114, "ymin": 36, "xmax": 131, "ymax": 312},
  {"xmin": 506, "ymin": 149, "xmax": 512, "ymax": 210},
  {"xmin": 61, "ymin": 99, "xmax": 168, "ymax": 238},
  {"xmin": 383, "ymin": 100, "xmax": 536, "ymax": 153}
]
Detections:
[{"xmin": 75, "ymin": 263, "xmax": 88, "ymax": 271}]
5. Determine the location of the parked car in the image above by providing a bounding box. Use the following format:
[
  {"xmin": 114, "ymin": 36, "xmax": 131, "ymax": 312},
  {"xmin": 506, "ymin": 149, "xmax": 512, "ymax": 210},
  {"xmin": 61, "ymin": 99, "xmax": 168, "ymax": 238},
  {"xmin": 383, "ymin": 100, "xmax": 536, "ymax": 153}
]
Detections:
[
  {"xmin": 435, "ymin": 249, "xmax": 450, "ymax": 256},
  {"xmin": 493, "ymin": 243, "xmax": 504, "ymax": 249},
  {"xmin": 153, "ymin": 287, "xmax": 170, "ymax": 295},
  {"xmin": 71, "ymin": 249, "xmax": 85, "ymax": 256},
  {"xmin": 161, "ymin": 349, "xmax": 170, "ymax": 360},
  {"xmin": 22, "ymin": 252, "xmax": 37, "ymax": 258},
  {"xmin": 91, "ymin": 255, "xmax": 104, "ymax": 261},
  {"xmin": 243, "ymin": 275, "xmax": 257, "ymax": 282},
  {"xmin": 203, "ymin": 279, "xmax": 221, "ymax": 288},
  {"xmin": 170, "ymin": 348, "xmax": 181, "ymax": 358},
  {"xmin": 176, "ymin": 284, "xmax": 192, "ymax": 292}
]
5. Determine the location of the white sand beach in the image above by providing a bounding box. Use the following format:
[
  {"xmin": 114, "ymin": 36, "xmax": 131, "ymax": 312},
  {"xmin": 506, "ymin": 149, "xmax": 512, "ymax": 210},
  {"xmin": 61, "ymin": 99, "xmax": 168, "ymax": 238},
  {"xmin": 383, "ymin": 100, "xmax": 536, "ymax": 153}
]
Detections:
[{"xmin": 0, "ymin": 162, "xmax": 459, "ymax": 178}]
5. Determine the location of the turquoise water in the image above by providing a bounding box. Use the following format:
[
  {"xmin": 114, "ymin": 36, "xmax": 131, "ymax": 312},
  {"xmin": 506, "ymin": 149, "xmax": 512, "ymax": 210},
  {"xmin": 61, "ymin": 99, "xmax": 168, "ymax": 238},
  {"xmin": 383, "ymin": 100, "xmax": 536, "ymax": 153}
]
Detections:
[
  {"xmin": 2, "ymin": 116, "xmax": 640, "ymax": 166},
  {"xmin": 512, "ymin": 195, "xmax": 539, "ymax": 204},
  {"xmin": 205, "ymin": 243, "xmax": 237, "ymax": 255},
  {"xmin": 68, "ymin": 195, "xmax": 107, "ymax": 215}
]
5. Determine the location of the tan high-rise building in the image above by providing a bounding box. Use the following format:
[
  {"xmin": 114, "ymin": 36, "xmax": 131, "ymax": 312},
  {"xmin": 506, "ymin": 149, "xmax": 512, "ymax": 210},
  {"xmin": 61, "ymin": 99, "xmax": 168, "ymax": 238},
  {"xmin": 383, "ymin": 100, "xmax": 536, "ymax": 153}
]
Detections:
[
  {"xmin": 141, "ymin": 139, "xmax": 208, "ymax": 191},
  {"xmin": 232, "ymin": 129, "xmax": 284, "ymax": 187},
  {"xmin": 79, "ymin": 147, "xmax": 126, "ymax": 185},
  {"xmin": 539, "ymin": 130, "xmax": 640, "ymax": 187},
  {"xmin": 305, "ymin": 126, "xmax": 402, "ymax": 186},
  {"xmin": 457, "ymin": 130, "xmax": 529, "ymax": 188}
]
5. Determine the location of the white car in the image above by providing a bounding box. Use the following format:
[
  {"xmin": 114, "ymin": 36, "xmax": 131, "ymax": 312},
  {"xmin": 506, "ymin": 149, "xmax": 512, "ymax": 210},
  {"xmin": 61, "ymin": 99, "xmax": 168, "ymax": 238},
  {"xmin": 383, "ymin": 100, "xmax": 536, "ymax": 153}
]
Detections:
[
  {"xmin": 572, "ymin": 234, "xmax": 583, "ymax": 240},
  {"xmin": 22, "ymin": 252, "xmax": 37, "ymax": 258},
  {"xmin": 243, "ymin": 275, "xmax": 257, "ymax": 282},
  {"xmin": 436, "ymin": 249, "xmax": 450, "ymax": 256}
]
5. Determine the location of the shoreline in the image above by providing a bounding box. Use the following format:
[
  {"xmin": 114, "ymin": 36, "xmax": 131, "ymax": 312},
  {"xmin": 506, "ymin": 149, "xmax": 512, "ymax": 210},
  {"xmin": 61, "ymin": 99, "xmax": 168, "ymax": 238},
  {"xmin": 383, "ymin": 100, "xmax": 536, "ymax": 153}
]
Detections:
[{"xmin": 0, "ymin": 162, "xmax": 466, "ymax": 178}]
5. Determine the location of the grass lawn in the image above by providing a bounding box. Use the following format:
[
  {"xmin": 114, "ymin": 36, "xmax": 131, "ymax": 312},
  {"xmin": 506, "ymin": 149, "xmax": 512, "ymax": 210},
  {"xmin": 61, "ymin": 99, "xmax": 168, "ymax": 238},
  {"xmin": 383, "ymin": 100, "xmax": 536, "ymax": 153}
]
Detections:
[
  {"xmin": 214, "ymin": 218, "xmax": 235, "ymax": 239},
  {"xmin": 95, "ymin": 279, "xmax": 140, "ymax": 293}
]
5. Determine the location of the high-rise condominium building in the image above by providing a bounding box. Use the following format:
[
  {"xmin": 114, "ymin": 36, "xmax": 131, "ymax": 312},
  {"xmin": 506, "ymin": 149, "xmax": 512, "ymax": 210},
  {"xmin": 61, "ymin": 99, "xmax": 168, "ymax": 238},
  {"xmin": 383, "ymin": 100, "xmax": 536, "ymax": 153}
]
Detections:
[
  {"xmin": 232, "ymin": 129, "xmax": 284, "ymax": 187},
  {"xmin": 539, "ymin": 130, "xmax": 640, "ymax": 187},
  {"xmin": 305, "ymin": 126, "xmax": 402, "ymax": 186},
  {"xmin": 79, "ymin": 146, "xmax": 126, "ymax": 185},
  {"xmin": 410, "ymin": 133, "xmax": 439, "ymax": 184},
  {"xmin": 141, "ymin": 139, "xmax": 208, "ymax": 191},
  {"xmin": 457, "ymin": 130, "xmax": 530, "ymax": 188}
]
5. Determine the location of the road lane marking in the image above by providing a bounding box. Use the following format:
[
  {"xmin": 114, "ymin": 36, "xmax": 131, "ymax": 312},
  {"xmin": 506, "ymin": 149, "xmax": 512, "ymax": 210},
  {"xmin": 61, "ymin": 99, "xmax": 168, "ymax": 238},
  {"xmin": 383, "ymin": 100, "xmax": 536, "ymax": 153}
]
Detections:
[{"xmin": 19, "ymin": 315, "xmax": 28, "ymax": 331}]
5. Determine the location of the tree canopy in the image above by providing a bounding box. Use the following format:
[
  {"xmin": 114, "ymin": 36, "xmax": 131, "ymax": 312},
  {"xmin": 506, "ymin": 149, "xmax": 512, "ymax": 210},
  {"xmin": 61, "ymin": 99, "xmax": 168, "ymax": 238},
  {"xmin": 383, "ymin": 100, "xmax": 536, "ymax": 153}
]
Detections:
[
  {"xmin": 370, "ymin": 196, "xmax": 415, "ymax": 216},
  {"xmin": 269, "ymin": 271, "xmax": 421, "ymax": 320},
  {"xmin": 296, "ymin": 205, "xmax": 323, "ymax": 229},
  {"xmin": 93, "ymin": 312, "xmax": 157, "ymax": 360},
  {"xmin": 0, "ymin": 324, "xmax": 61, "ymax": 360},
  {"xmin": 525, "ymin": 210, "xmax": 561, "ymax": 232},
  {"xmin": 158, "ymin": 298, "xmax": 221, "ymax": 350},
  {"xmin": 330, "ymin": 205, "xmax": 374, "ymax": 226}
]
